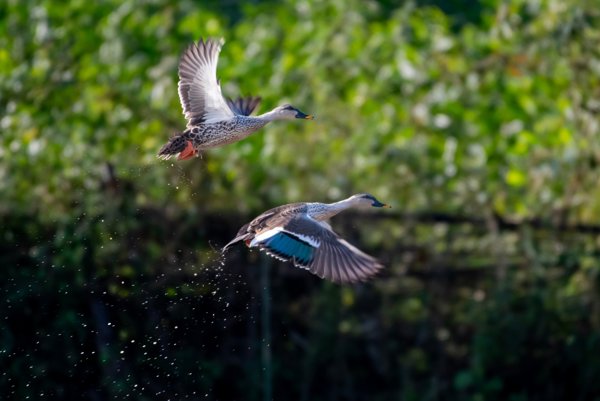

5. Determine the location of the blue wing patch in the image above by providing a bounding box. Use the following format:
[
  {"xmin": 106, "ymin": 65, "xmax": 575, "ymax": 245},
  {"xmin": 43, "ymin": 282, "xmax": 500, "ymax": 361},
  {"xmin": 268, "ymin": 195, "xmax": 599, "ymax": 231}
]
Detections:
[{"xmin": 259, "ymin": 231, "xmax": 315, "ymax": 266}]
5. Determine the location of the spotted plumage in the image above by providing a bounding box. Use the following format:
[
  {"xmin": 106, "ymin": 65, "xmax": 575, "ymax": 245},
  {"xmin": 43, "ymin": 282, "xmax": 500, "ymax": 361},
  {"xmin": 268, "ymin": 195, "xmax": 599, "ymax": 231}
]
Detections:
[
  {"xmin": 158, "ymin": 37, "xmax": 313, "ymax": 160},
  {"xmin": 223, "ymin": 193, "xmax": 391, "ymax": 284}
]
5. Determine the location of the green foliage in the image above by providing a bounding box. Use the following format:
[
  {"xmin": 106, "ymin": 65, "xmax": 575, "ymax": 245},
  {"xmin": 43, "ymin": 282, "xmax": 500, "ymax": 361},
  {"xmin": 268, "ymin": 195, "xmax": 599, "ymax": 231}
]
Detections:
[
  {"xmin": 1, "ymin": 0, "xmax": 600, "ymax": 400},
  {"xmin": 2, "ymin": 0, "xmax": 600, "ymax": 220}
]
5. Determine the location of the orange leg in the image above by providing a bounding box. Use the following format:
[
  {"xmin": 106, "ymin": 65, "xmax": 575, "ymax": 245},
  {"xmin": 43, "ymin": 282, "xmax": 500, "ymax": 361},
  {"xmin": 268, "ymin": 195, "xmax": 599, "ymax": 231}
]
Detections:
[{"xmin": 177, "ymin": 141, "xmax": 197, "ymax": 160}]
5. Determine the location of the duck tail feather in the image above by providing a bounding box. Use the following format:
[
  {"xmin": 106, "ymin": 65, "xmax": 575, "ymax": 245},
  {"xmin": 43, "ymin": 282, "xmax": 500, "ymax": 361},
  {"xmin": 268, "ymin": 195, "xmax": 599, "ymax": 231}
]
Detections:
[
  {"xmin": 222, "ymin": 234, "xmax": 252, "ymax": 252},
  {"xmin": 157, "ymin": 132, "xmax": 189, "ymax": 159}
]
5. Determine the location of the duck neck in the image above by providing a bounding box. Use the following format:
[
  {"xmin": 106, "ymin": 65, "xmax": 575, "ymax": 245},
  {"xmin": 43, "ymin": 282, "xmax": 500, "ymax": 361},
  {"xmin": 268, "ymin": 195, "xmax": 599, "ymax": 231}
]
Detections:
[{"xmin": 309, "ymin": 197, "xmax": 357, "ymax": 221}]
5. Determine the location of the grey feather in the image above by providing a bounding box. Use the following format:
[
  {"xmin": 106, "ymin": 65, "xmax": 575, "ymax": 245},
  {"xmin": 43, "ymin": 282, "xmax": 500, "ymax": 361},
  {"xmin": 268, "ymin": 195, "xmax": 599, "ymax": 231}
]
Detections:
[
  {"xmin": 226, "ymin": 96, "xmax": 262, "ymax": 116},
  {"xmin": 177, "ymin": 38, "xmax": 234, "ymax": 126}
]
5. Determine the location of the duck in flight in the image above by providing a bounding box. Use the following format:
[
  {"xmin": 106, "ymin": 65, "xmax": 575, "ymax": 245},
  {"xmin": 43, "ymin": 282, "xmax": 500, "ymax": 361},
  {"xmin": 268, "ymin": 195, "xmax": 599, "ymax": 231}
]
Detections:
[
  {"xmin": 158, "ymin": 38, "xmax": 313, "ymax": 160},
  {"xmin": 223, "ymin": 194, "xmax": 390, "ymax": 284}
]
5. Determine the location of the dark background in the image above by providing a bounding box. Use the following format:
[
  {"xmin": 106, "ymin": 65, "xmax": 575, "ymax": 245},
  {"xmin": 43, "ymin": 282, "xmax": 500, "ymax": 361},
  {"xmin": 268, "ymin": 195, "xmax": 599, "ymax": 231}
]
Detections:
[{"xmin": 2, "ymin": 0, "xmax": 600, "ymax": 400}]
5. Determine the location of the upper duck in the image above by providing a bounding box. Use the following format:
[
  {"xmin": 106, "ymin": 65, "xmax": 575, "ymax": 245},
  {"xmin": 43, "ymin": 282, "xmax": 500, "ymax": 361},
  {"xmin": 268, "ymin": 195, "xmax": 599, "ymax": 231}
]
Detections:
[
  {"xmin": 158, "ymin": 38, "xmax": 313, "ymax": 160},
  {"xmin": 223, "ymin": 193, "xmax": 390, "ymax": 284}
]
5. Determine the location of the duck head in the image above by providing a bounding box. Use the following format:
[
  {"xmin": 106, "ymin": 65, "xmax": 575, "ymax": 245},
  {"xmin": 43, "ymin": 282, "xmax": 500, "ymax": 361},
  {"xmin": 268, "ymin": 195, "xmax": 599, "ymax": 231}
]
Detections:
[
  {"xmin": 272, "ymin": 104, "xmax": 314, "ymax": 120},
  {"xmin": 350, "ymin": 193, "xmax": 391, "ymax": 208}
]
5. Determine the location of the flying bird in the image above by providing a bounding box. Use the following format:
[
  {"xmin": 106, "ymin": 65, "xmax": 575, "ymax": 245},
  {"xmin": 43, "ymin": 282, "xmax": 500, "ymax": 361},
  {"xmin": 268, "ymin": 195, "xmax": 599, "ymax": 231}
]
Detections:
[
  {"xmin": 158, "ymin": 38, "xmax": 313, "ymax": 160},
  {"xmin": 223, "ymin": 194, "xmax": 390, "ymax": 284}
]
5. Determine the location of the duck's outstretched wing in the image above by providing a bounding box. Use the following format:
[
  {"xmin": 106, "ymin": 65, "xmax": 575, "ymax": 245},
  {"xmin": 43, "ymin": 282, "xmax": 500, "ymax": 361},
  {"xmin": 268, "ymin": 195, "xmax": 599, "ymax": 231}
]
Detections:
[
  {"xmin": 226, "ymin": 96, "xmax": 261, "ymax": 116},
  {"xmin": 178, "ymin": 38, "xmax": 234, "ymax": 126},
  {"xmin": 226, "ymin": 210, "xmax": 383, "ymax": 284}
]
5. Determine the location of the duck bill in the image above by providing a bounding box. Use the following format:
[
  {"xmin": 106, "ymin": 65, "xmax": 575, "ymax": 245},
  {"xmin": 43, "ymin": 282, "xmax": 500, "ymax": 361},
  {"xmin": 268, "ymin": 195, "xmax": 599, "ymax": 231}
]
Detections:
[
  {"xmin": 373, "ymin": 200, "xmax": 391, "ymax": 208},
  {"xmin": 295, "ymin": 111, "xmax": 314, "ymax": 120}
]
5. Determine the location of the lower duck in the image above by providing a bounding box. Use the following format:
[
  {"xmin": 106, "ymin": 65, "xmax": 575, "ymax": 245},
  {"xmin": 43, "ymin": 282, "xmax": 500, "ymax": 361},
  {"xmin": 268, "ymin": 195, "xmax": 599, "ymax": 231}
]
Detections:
[{"xmin": 223, "ymin": 193, "xmax": 390, "ymax": 284}]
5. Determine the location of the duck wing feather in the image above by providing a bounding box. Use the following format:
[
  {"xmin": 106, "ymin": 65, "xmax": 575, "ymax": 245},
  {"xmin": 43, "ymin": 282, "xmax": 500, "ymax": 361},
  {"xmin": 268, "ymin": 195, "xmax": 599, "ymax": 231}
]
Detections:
[
  {"xmin": 226, "ymin": 96, "xmax": 261, "ymax": 116},
  {"xmin": 178, "ymin": 38, "xmax": 235, "ymax": 126}
]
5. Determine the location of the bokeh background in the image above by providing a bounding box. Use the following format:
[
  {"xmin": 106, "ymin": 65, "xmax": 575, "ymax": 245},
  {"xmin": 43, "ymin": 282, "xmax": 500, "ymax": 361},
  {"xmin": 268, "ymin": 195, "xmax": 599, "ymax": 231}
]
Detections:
[{"xmin": 2, "ymin": 0, "xmax": 600, "ymax": 400}]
